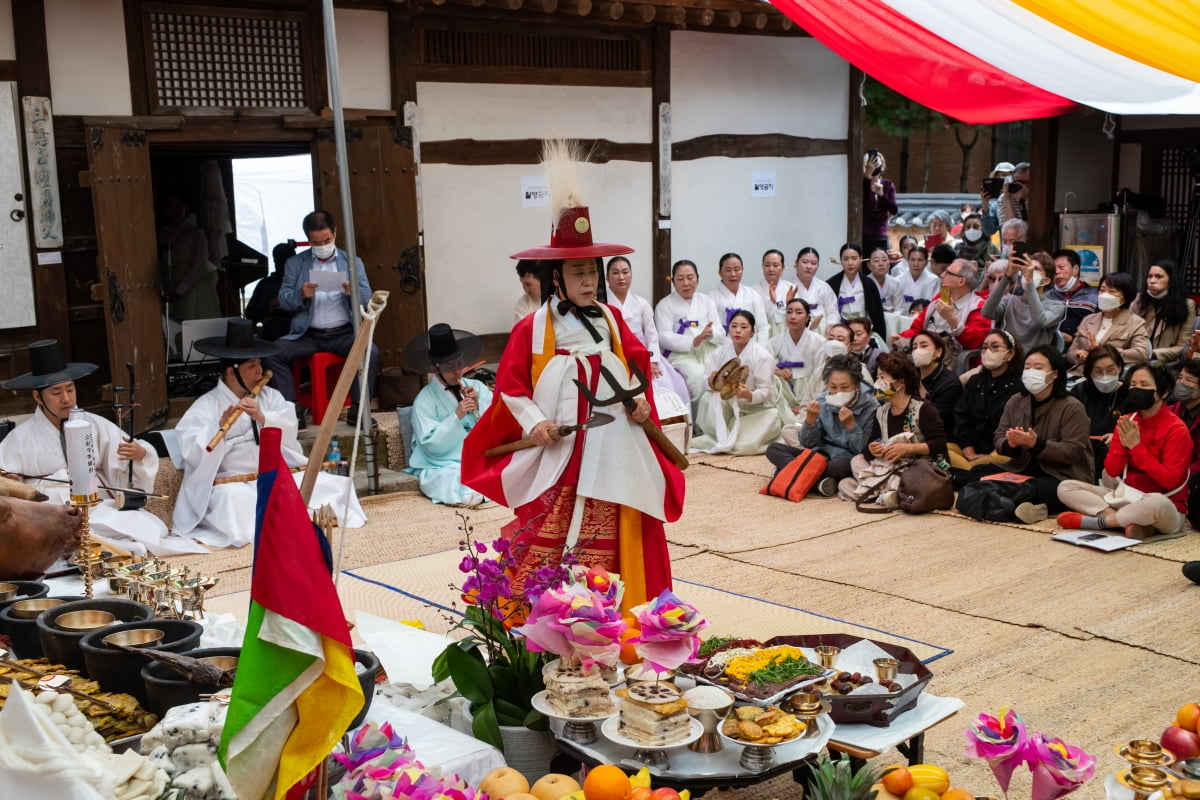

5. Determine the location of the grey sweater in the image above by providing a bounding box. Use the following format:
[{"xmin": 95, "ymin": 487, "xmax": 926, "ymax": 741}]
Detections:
[{"xmin": 982, "ymin": 276, "xmax": 1066, "ymax": 351}]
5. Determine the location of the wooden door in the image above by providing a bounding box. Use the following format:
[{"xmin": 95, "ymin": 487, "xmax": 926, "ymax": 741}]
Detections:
[
  {"xmin": 85, "ymin": 127, "xmax": 168, "ymax": 428},
  {"xmin": 314, "ymin": 123, "xmax": 425, "ymax": 368}
]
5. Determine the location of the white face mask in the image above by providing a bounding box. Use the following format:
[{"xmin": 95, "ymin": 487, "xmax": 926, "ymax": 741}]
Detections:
[
  {"xmin": 1060, "ymin": 276, "xmax": 1078, "ymax": 293},
  {"xmin": 312, "ymin": 243, "xmax": 336, "ymax": 260},
  {"xmin": 1149, "ymin": 287, "xmax": 1168, "ymax": 300},
  {"xmin": 825, "ymin": 390, "xmax": 855, "ymax": 408},
  {"xmin": 1022, "ymin": 368, "xmax": 1052, "ymax": 394},
  {"xmin": 825, "ymin": 340, "xmax": 848, "ymax": 357},
  {"xmin": 1092, "ymin": 375, "xmax": 1120, "ymax": 394},
  {"xmin": 963, "ymin": 228, "xmax": 983, "ymax": 243},
  {"xmin": 1097, "ymin": 292, "xmax": 1122, "ymax": 312},
  {"xmin": 981, "ymin": 349, "xmax": 1008, "ymax": 370},
  {"xmin": 1000, "ymin": 245, "xmax": 1013, "ymax": 258},
  {"xmin": 911, "ymin": 348, "xmax": 935, "ymax": 368},
  {"xmin": 1025, "ymin": 273, "xmax": 1044, "ymax": 291}
]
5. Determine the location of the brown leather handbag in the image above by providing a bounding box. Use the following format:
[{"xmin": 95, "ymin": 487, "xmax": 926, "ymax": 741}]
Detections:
[{"xmin": 897, "ymin": 458, "xmax": 955, "ymax": 514}]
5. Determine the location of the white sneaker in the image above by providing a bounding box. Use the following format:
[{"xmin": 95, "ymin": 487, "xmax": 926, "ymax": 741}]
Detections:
[
  {"xmin": 1015, "ymin": 502, "xmax": 1048, "ymax": 524},
  {"xmin": 879, "ymin": 490, "xmax": 899, "ymax": 509}
]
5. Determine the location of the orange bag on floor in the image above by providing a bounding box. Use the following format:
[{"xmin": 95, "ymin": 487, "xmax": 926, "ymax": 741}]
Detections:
[{"xmin": 760, "ymin": 449, "xmax": 828, "ymax": 502}]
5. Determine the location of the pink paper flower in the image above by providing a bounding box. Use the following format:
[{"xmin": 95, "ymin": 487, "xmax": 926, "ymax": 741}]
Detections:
[
  {"xmin": 628, "ymin": 590, "xmax": 708, "ymax": 673},
  {"xmin": 571, "ymin": 565, "xmax": 624, "ymax": 609},
  {"xmin": 963, "ymin": 707, "xmax": 1031, "ymax": 793},
  {"xmin": 1027, "ymin": 733, "xmax": 1095, "ymax": 800},
  {"xmin": 516, "ymin": 581, "xmax": 627, "ymax": 669}
]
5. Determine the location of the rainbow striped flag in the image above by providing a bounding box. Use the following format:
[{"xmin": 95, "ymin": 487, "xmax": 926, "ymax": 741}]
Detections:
[{"xmin": 218, "ymin": 427, "xmax": 363, "ymax": 800}]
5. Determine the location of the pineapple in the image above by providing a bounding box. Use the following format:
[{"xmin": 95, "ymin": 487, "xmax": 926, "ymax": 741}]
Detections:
[{"xmin": 806, "ymin": 754, "xmax": 882, "ymax": 800}]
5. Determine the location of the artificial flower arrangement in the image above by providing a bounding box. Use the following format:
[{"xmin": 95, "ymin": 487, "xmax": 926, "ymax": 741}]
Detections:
[
  {"xmin": 332, "ymin": 722, "xmax": 484, "ymax": 800},
  {"xmin": 964, "ymin": 708, "xmax": 1095, "ymax": 800},
  {"xmin": 626, "ymin": 590, "xmax": 709, "ymax": 674}
]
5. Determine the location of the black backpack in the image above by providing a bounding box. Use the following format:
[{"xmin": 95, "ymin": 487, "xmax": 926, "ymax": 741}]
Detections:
[{"xmin": 955, "ymin": 479, "xmax": 1038, "ymax": 522}]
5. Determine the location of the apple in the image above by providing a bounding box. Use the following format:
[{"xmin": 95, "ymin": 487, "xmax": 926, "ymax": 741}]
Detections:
[
  {"xmin": 529, "ymin": 774, "xmax": 581, "ymax": 800},
  {"xmin": 650, "ymin": 789, "xmax": 681, "ymax": 800},
  {"xmin": 479, "ymin": 767, "xmax": 530, "ymax": 800},
  {"xmin": 629, "ymin": 788, "xmax": 653, "ymax": 800},
  {"xmin": 1162, "ymin": 725, "xmax": 1200, "ymax": 760}
]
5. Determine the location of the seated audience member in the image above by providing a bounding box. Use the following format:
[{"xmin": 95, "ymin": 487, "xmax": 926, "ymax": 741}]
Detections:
[
  {"xmin": 1066, "ymin": 272, "xmax": 1150, "ymax": 376},
  {"xmin": 264, "ymin": 210, "xmax": 381, "ymax": 426},
  {"xmin": 403, "ymin": 324, "xmax": 493, "ymax": 507},
  {"xmin": 1069, "ymin": 345, "xmax": 1129, "ymax": 479},
  {"xmin": 769, "ymin": 298, "xmax": 826, "ymax": 424},
  {"xmin": 691, "ymin": 311, "xmax": 780, "ymax": 455},
  {"xmin": 245, "ymin": 242, "xmax": 296, "ymax": 341},
  {"xmin": 889, "ymin": 258, "xmax": 990, "ymax": 357},
  {"xmin": 607, "ymin": 256, "xmax": 689, "ymax": 405},
  {"xmin": 175, "ymin": 319, "xmax": 366, "ymax": 548},
  {"xmin": 924, "ymin": 210, "xmax": 957, "ymax": 251},
  {"xmin": 0, "ymin": 340, "xmax": 204, "ymax": 556},
  {"xmin": 865, "ymin": 247, "xmax": 904, "ymax": 313},
  {"xmin": 949, "ymin": 331, "xmax": 1023, "ymax": 470},
  {"xmin": 847, "ymin": 316, "xmax": 882, "ymax": 378},
  {"xmin": 1046, "ymin": 249, "xmax": 1098, "ymax": 347},
  {"xmin": 828, "ymin": 243, "xmax": 887, "ymax": 337},
  {"xmin": 911, "ymin": 331, "xmax": 962, "ymax": 435},
  {"xmin": 928, "ymin": 243, "xmax": 957, "ymax": 278},
  {"xmin": 837, "ymin": 351, "xmax": 948, "ymax": 507},
  {"xmin": 827, "ymin": 322, "xmax": 873, "ymax": 384},
  {"xmin": 889, "ymin": 234, "xmax": 919, "ymax": 276},
  {"xmin": 1166, "ymin": 359, "xmax": 1200, "ymax": 531},
  {"xmin": 981, "ymin": 260, "xmax": 1007, "ymax": 297},
  {"xmin": 1130, "ymin": 259, "xmax": 1196, "ymax": 363},
  {"xmin": 895, "ymin": 246, "xmax": 940, "ymax": 312},
  {"xmin": 1057, "ymin": 362, "xmax": 1189, "ymax": 538},
  {"xmin": 965, "ymin": 345, "xmax": 1092, "ymax": 513},
  {"xmin": 654, "ymin": 259, "xmax": 727, "ymax": 409},
  {"xmin": 708, "ymin": 252, "xmax": 769, "ymax": 346},
  {"xmin": 513, "ymin": 259, "xmax": 542, "ymax": 324},
  {"xmin": 981, "ymin": 253, "xmax": 1066, "ymax": 351},
  {"xmin": 793, "ymin": 247, "xmax": 839, "ymax": 330},
  {"xmin": 954, "ymin": 212, "xmax": 999, "ymax": 269},
  {"xmin": 751, "ymin": 248, "xmax": 797, "ymax": 338},
  {"xmin": 768, "ymin": 354, "xmax": 879, "ymax": 495}
]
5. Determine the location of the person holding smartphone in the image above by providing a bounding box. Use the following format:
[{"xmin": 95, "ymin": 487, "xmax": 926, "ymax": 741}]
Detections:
[
  {"xmin": 861, "ymin": 149, "xmax": 897, "ymax": 256},
  {"xmin": 996, "ymin": 162, "xmax": 1031, "ymax": 228},
  {"xmin": 979, "ymin": 161, "xmax": 1015, "ymax": 236},
  {"xmin": 889, "ymin": 258, "xmax": 990, "ymax": 358}
]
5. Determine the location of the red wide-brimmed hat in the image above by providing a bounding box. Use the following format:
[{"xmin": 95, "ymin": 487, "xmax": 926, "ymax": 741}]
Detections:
[{"xmin": 510, "ymin": 205, "xmax": 634, "ymax": 260}]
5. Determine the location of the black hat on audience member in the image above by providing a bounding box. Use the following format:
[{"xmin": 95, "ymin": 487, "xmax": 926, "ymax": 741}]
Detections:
[{"xmin": 405, "ymin": 324, "xmax": 483, "ymax": 374}]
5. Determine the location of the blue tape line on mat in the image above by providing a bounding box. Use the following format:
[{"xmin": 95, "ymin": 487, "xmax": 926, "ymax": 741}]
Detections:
[
  {"xmin": 674, "ymin": 577, "xmax": 954, "ymax": 664},
  {"xmin": 342, "ymin": 569, "xmax": 463, "ymax": 617}
]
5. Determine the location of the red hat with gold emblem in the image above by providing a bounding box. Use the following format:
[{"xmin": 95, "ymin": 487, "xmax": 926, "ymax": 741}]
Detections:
[{"xmin": 510, "ymin": 141, "xmax": 633, "ymax": 260}]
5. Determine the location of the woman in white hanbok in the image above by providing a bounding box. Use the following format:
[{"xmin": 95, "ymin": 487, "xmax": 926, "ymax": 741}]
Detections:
[
  {"xmin": 654, "ymin": 259, "xmax": 727, "ymax": 413},
  {"xmin": 793, "ymin": 247, "xmax": 838, "ymax": 334},
  {"xmin": 605, "ymin": 256, "xmax": 690, "ymax": 407},
  {"xmin": 768, "ymin": 298, "xmax": 827, "ymax": 426},
  {"xmin": 691, "ymin": 310, "xmax": 781, "ymax": 456},
  {"xmin": 708, "ymin": 253, "xmax": 769, "ymax": 347},
  {"xmin": 749, "ymin": 249, "xmax": 796, "ymax": 339}
]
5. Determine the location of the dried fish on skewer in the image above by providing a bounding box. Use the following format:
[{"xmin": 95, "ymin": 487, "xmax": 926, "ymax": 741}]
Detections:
[{"xmin": 107, "ymin": 643, "xmax": 234, "ymax": 688}]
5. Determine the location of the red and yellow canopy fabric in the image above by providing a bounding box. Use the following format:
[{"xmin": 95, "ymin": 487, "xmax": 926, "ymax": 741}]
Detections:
[{"xmin": 769, "ymin": 0, "xmax": 1200, "ymax": 123}]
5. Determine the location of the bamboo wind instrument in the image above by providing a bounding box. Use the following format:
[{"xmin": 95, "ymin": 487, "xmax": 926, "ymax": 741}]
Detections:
[{"xmin": 206, "ymin": 370, "xmax": 274, "ymax": 451}]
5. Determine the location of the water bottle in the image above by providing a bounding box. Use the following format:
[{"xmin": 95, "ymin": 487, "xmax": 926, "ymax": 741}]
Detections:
[{"xmin": 327, "ymin": 439, "xmax": 341, "ymax": 473}]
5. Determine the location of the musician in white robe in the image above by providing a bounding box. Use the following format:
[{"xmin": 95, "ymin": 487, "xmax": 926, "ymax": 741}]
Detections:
[
  {"xmin": 691, "ymin": 310, "xmax": 781, "ymax": 456},
  {"xmin": 654, "ymin": 259, "xmax": 727, "ymax": 416},
  {"xmin": 174, "ymin": 320, "xmax": 365, "ymax": 548},
  {"xmin": 768, "ymin": 298, "xmax": 828, "ymax": 426},
  {"xmin": 0, "ymin": 340, "xmax": 206, "ymax": 556},
  {"xmin": 793, "ymin": 247, "xmax": 839, "ymax": 333},
  {"xmin": 750, "ymin": 249, "xmax": 797, "ymax": 339},
  {"xmin": 708, "ymin": 252, "xmax": 769, "ymax": 346},
  {"xmin": 605, "ymin": 256, "xmax": 690, "ymax": 406},
  {"xmin": 402, "ymin": 324, "xmax": 493, "ymax": 507}
]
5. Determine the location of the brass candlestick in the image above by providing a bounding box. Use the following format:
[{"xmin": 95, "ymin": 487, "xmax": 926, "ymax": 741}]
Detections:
[{"xmin": 70, "ymin": 492, "xmax": 101, "ymax": 598}]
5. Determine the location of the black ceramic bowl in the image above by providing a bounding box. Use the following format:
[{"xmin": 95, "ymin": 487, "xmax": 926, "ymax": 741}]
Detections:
[
  {"xmin": 141, "ymin": 646, "xmax": 241, "ymax": 716},
  {"xmin": 0, "ymin": 580, "xmax": 50, "ymax": 624},
  {"xmin": 81, "ymin": 619, "xmax": 204, "ymax": 704},
  {"xmin": 36, "ymin": 598, "xmax": 153, "ymax": 674},
  {"xmin": 0, "ymin": 595, "xmax": 81, "ymax": 659},
  {"xmin": 349, "ymin": 648, "xmax": 381, "ymax": 731}
]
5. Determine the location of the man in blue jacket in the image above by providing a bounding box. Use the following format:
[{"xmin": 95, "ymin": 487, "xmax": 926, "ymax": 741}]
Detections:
[{"xmin": 263, "ymin": 210, "xmax": 380, "ymax": 426}]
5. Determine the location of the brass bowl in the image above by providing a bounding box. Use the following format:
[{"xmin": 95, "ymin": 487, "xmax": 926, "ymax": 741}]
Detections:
[
  {"xmin": 10, "ymin": 598, "xmax": 68, "ymax": 619},
  {"xmin": 200, "ymin": 655, "xmax": 239, "ymax": 672},
  {"xmin": 55, "ymin": 609, "xmax": 116, "ymax": 632},
  {"xmin": 0, "ymin": 583, "xmax": 18, "ymax": 602},
  {"xmin": 789, "ymin": 692, "xmax": 824, "ymax": 715},
  {"xmin": 1131, "ymin": 739, "xmax": 1165, "ymax": 758},
  {"xmin": 1128, "ymin": 766, "xmax": 1169, "ymax": 791},
  {"xmin": 102, "ymin": 628, "xmax": 165, "ymax": 648}
]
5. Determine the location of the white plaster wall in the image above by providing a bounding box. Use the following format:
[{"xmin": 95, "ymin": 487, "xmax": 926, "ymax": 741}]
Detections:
[
  {"xmin": 333, "ymin": 8, "xmax": 390, "ymax": 111},
  {"xmin": 422, "ymin": 162, "xmax": 653, "ymax": 335},
  {"xmin": 670, "ymin": 31, "xmax": 848, "ymax": 141},
  {"xmin": 417, "ymin": 82, "xmax": 652, "ymax": 142},
  {"xmin": 671, "ymin": 155, "xmax": 848, "ymax": 293},
  {"xmin": 44, "ymin": 0, "xmax": 130, "ymax": 115},
  {"xmin": 0, "ymin": 0, "xmax": 15, "ymax": 61},
  {"xmin": 1054, "ymin": 111, "xmax": 1114, "ymax": 215}
]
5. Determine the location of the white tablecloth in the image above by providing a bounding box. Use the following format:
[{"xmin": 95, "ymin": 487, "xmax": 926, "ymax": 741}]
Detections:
[{"xmin": 828, "ymin": 693, "xmax": 964, "ymax": 754}]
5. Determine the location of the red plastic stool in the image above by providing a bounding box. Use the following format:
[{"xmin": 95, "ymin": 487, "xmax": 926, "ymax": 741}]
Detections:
[{"xmin": 292, "ymin": 352, "xmax": 350, "ymax": 425}]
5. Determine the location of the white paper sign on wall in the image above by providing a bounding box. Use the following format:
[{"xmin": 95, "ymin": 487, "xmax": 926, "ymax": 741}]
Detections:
[
  {"xmin": 0, "ymin": 82, "xmax": 36, "ymax": 330},
  {"xmin": 521, "ymin": 176, "xmax": 548, "ymax": 208},
  {"xmin": 751, "ymin": 170, "xmax": 776, "ymax": 198}
]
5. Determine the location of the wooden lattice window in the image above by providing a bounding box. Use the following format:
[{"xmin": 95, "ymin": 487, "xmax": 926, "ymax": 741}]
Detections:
[
  {"xmin": 143, "ymin": 3, "xmax": 313, "ymax": 111},
  {"xmin": 1159, "ymin": 147, "xmax": 1200, "ymax": 283}
]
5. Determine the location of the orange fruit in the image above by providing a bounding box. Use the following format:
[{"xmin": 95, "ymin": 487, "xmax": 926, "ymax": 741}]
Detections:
[
  {"xmin": 881, "ymin": 766, "xmax": 914, "ymax": 796},
  {"xmin": 941, "ymin": 790, "xmax": 973, "ymax": 800},
  {"xmin": 902, "ymin": 788, "xmax": 941, "ymax": 800},
  {"xmin": 583, "ymin": 765, "xmax": 632, "ymax": 800},
  {"xmin": 1177, "ymin": 702, "xmax": 1200, "ymax": 733},
  {"xmin": 620, "ymin": 628, "xmax": 641, "ymax": 665}
]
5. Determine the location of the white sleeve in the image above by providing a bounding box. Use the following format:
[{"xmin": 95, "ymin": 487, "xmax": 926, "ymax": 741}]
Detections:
[{"xmin": 655, "ymin": 298, "xmax": 695, "ymax": 354}]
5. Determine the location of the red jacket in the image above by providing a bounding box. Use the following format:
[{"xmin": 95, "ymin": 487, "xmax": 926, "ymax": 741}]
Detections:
[
  {"xmin": 1166, "ymin": 401, "xmax": 1200, "ymax": 475},
  {"xmin": 898, "ymin": 292, "xmax": 991, "ymax": 351},
  {"xmin": 1105, "ymin": 404, "xmax": 1191, "ymax": 512}
]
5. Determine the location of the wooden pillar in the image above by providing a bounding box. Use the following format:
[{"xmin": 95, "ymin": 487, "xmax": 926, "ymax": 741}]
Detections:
[
  {"xmin": 651, "ymin": 27, "xmax": 671, "ymax": 304},
  {"xmin": 847, "ymin": 66, "xmax": 865, "ymax": 245},
  {"xmin": 1029, "ymin": 117, "xmax": 1058, "ymax": 249}
]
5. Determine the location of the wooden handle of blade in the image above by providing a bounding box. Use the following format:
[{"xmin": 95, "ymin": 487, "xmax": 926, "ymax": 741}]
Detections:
[
  {"xmin": 482, "ymin": 425, "xmax": 568, "ymax": 458},
  {"xmin": 639, "ymin": 418, "xmax": 689, "ymax": 470}
]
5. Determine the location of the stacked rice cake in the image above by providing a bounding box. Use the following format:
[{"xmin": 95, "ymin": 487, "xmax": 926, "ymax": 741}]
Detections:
[
  {"xmin": 544, "ymin": 661, "xmax": 615, "ymax": 718},
  {"xmin": 616, "ymin": 682, "xmax": 690, "ymax": 746}
]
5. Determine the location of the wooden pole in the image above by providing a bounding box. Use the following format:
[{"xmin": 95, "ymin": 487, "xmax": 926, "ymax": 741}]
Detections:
[
  {"xmin": 525, "ymin": 0, "xmax": 558, "ymax": 10},
  {"xmin": 717, "ymin": 10, "xmax": 741, "ymax": 27},
  {"xmin": 595, "ymin": 1, "xmax": 623, "ymax": 19},
  {"xmin": 559, "ymin": 0, "xmax": 592, "ymax": 15},
  {"xmin": 630, "ymin": 3, "xmax": 656, "ymax": 22},
  {"xmin": 748, "ymin": 11, "xmax": 768, "ymax": 29},
  {"xmin": 686, "ymin": 8, "xmax": 714, "ymax": 26},
  {"xmin": 656, "ymin": 5, "xmax": 685, "ymax": 24},
  {"xmin": 487, "ymin": 0, "xmax": 523, "ymax": 8}
]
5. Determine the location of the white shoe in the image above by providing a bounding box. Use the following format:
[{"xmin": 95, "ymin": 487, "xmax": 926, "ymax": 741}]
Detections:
[{"xmin": 879, "ymin": 491, "xmax": 899, "ymax": 509}]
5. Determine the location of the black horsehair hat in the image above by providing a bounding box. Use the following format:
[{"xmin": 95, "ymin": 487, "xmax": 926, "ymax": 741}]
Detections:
[
  {"xmin": 2, "ymin": 340, "xmax": 98, "ymax": 391},
  {"xmin": 405, "ymin": 323, "xmax": 483, "ymax": 374},
  {"xmin": 195, "ymin": 318, "xmax": 282, "ymax": 361}
]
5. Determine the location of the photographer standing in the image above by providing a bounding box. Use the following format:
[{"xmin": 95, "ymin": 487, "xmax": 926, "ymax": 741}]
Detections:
[
  {"xmin": 996, "ymin": 162, "xmax": 1031, "ymax": 228},
  {"xmin": 862, "ymin": 149, "xmax": 897, "ymax": 256}
]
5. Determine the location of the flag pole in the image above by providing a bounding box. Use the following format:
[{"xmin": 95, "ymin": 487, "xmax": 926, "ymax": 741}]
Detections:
[{"xmin": 320, "ymin": 0, "xmax": 378, "ymax": 494}]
